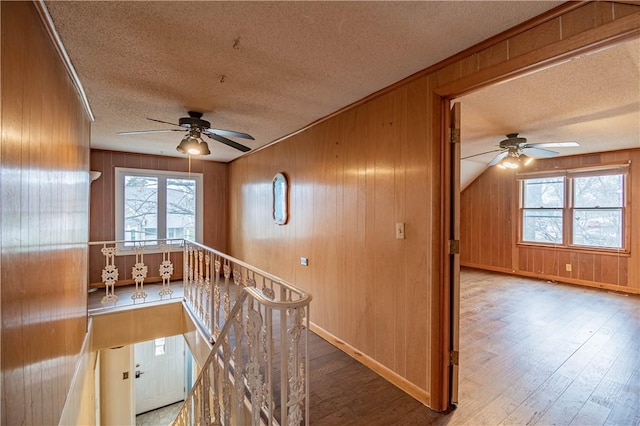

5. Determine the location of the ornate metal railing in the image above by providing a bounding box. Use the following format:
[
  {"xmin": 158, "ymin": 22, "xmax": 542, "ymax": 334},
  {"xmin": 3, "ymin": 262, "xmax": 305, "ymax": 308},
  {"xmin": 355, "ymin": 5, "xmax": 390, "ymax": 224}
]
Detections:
[
  {"xmin": 175, "ymin": 240, "xmax": 312, "ymax": 426},
  {"xmin": 88, "ymin": 239, "xmax": 183, "ymax": 312}
]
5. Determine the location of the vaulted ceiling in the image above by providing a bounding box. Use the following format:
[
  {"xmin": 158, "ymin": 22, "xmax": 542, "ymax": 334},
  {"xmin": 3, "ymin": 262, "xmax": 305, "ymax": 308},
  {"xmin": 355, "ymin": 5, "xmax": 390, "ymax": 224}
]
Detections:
[
  {"xmin": 45, "ymin": 1, "xmax": 638, "ymax": 186},
  {"xmin": 458, "ymin": 37, "xmax": 640, "ymax": 188}
]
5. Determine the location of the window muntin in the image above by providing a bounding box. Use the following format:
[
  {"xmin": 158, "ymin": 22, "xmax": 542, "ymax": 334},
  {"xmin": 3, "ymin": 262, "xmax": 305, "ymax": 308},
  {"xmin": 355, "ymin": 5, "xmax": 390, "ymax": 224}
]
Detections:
[
  {"xmin": 519, "ymin": 168, "xmax": 627, "ymax": 251},
  {"xmin": 115, "ymin": 168, "xmax": 203, "ymax": 247}
]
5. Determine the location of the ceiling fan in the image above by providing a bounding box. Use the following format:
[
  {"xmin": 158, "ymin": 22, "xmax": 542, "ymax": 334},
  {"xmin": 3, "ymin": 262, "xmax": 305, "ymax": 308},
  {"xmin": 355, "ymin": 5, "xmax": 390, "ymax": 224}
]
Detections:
[
  {"xmin": 463, "ymin": 133, "xmax": 580, "ymax": 168},
  {"xmin": 118, "ymin": 111, "xmax": 254, "ymax": 155}
]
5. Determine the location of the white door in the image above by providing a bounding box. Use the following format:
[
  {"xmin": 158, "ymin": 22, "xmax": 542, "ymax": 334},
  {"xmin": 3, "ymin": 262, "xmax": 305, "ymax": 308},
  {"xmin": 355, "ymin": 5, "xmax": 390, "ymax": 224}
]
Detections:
[{"xmin": 134, "ymin": 335, "xmax": 185, "ymax": 415}]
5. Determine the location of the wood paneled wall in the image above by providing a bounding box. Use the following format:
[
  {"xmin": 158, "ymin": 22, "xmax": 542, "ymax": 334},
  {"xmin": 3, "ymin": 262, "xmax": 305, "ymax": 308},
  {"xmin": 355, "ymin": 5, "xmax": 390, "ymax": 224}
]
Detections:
[
  {"xmin": 461, "ymin": 165, "xmax": 516, "ymax": 271},
  {"xmin": 89, "ymin": 150, "xmax": 229, "ymax": 284},
  {"xmin": 1, "ymin": 2, "xmax": 91, "ymax": 424},
  {"xmin": 228, "ymin": 1, "xmax": 639, "ymax": 410},
  {"xmin": 230, "ymin": 79, "xmax": 439, "ymax": 401},
  {"xmin": 461, "ymin": 149, "xmax": 640, "ymax": 294}
]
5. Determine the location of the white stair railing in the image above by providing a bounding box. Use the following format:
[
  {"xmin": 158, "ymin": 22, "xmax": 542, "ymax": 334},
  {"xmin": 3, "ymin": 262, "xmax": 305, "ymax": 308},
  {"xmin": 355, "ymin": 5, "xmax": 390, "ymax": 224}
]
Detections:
[
  {"xmin": 88, "ymin": 239, "xmax": 183, "ymax": 311},
  {"xmin": 177, "ymin": 240, "xmax": 312, "ymax": 426}
]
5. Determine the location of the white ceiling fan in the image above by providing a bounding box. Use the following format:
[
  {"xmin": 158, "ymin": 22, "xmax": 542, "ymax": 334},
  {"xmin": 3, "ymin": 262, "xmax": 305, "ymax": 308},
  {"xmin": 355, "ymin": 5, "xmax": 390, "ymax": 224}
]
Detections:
[{"xmin": 463, "ymin": 133, "xmax": 580, "ymax": 168}]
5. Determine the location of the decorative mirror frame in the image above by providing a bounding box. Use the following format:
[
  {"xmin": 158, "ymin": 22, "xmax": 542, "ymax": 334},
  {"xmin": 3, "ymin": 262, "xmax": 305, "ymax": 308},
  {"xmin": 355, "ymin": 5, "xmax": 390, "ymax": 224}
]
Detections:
[{"xmin": 272, "ymin": 172, "xmax": 288, "ymax": 225}]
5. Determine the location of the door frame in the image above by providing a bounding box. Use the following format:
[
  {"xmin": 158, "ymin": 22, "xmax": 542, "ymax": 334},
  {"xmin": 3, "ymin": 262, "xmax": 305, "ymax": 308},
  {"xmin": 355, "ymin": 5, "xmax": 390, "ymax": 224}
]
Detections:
[{"xmin": 433, "ymin": 6, "xmax": 640, "ymax": 411}]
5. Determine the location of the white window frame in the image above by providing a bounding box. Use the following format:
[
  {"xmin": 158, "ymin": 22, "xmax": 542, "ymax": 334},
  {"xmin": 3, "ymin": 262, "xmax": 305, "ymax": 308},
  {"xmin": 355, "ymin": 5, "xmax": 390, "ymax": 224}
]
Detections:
[
  {"xmin": 521, "ymin": 175, "xmax": 565, "ymax": 245},
  {"xmin": 115, "ymin": 167, "xmax": 203, "ymax": 251},
  {"xmin": 517, "ymin": 163, "xmax": 630, "ymax": 253}
]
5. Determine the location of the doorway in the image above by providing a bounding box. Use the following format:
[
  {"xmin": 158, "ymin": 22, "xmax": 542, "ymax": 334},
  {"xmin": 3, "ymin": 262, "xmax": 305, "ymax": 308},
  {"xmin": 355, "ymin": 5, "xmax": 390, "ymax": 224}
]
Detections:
[
  {"xmin": 444, "ymin": 34, "xmax": 639, "ymax": 410},
  {"xmin": 134, "ymin": 335, "xmax": 186, "ymax": 415}
]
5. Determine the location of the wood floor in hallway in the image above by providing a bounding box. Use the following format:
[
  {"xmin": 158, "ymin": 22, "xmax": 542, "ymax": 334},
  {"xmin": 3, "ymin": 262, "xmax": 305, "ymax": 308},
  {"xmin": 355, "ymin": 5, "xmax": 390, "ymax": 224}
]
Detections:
[{"xmin": 308, "ymin": 268, "xmax": 639, "ymax": 425}]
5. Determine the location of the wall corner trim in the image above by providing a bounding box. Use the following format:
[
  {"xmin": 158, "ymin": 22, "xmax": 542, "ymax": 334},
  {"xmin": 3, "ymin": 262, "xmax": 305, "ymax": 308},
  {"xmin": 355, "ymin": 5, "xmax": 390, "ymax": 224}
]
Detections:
[
  {"xmin": 33, "ymin": 0, "xmax": 95, "ymax": 122},
  {"xmin": 58, "ymin": 318, "xmax": 94, "ymax": 425}
]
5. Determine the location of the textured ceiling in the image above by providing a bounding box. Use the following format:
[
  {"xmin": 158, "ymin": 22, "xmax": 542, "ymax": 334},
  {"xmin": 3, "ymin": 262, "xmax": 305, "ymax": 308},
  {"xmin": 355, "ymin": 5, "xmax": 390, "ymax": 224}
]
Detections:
[
  {"xmin": 45, "ymin": 1, "xmax": 565, "ymax": 162},
  {"xmin": 458, "ymin": 38, "xmax": 640, "ymax": 188}
]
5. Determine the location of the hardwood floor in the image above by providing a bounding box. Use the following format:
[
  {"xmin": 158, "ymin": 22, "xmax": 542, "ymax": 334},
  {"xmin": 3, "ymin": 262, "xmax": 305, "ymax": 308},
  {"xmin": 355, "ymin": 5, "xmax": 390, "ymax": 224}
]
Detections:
[{"xmin": 308, "ymin": 268, "xmax": 639, "ymax": 425}]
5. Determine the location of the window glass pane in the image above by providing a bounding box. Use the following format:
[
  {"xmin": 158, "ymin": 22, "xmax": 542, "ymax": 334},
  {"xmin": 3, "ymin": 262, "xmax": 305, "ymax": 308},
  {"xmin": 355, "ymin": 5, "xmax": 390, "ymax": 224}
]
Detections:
[
  {"xmin": 523, "ymin": 177, "xmax": 564, "ymax": 208},
  {"xmin": 522, "ymin": 209, "xmax": 563, "ymax": 243},
  {"xmin": 573, "ymin": 209, "xmax": 622, "ymax": 248},
  {"xmin": 574, "ymin": 175, "xmax": 623, "ymax": 208},
  {"xmin": 167, "ymin": 178, "xmax": 196, "ymax": 242},
  {"xmin": 124, "ymin": 176, "xmax": 158, "ymax": 241},
  {"xmin": 154, "ymin": 337, "xmax": 166, "ymax": 356}
]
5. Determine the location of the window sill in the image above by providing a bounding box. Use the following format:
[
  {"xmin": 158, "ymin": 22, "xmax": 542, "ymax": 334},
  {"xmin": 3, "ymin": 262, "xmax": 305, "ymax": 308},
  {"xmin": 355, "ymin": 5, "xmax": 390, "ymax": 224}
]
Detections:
[
  {"xmin": 114, "ymin": 245, "xmax": 184, "ymax": 256},
  {"xmin": 516, "ymin": 242, "xmax": 630, "ymax": 257}
]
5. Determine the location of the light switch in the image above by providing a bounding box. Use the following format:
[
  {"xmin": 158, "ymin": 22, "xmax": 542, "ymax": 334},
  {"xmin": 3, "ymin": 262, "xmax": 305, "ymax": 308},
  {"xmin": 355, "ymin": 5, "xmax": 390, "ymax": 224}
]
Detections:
[{"xmin": 396, "ymin": 223, "xmax": 405, "ymax": 239}]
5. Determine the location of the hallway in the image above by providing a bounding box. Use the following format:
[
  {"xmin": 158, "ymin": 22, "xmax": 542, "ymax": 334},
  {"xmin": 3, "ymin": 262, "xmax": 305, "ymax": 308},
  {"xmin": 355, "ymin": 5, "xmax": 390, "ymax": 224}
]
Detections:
[{"xmin": 91, "ymin": 269, "xmax": 639, "ymax": 424}]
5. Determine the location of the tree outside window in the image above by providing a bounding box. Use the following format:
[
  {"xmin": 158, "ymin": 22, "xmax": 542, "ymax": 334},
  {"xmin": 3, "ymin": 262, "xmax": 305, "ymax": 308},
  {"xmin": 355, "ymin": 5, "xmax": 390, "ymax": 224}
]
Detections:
[{"xmin": 572, "ymin": 174, "xmax": 623, "ymax": 248}]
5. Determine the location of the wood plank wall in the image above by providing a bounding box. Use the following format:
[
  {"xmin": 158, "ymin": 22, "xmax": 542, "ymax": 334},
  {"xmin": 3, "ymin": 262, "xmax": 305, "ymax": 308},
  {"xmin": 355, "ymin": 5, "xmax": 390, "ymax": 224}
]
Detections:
[
  {"xmin": 0, "ymin": 2, "xmax": 91, "ymax": 424},
  {"xmin": 461, "ymin": 149, "xmax": 640, "ymax": 294},
  {"xmin": 89, "ymin": 150, "xmax": 229, "ymax": 285},
  {"xmin": 228, "ymin": 2, "xmax": 640, "ymax": 410},
  {"xmin": 230, "ymin": 79, "xmax": 439, "ymax": 402}
]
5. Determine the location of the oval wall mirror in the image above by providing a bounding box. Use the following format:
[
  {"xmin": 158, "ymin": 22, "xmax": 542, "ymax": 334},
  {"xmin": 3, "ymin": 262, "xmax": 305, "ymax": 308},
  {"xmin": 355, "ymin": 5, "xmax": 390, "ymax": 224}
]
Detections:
[{"xmin": 272, "ymin": 172, "xmax": 288, "ymax": 225}]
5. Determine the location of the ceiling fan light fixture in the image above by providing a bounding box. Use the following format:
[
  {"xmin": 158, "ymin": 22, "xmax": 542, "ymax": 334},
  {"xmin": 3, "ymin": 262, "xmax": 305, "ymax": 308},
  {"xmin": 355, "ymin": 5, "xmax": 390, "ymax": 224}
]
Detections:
[
  {"xmin": 499, "ymin": 156, "xmax": 520, "ymax": 169},
  {"xmin": 520, "ymin": 153, "xmax": 534, "ymax": 166},
  {"xmin": 176, "ymin": 136, "xmax": 199, "ymax": 155},
  {"xmin": 177, "ymin": 130, "xmax": 209, "ymax": 155},
  {"xmin": 199, "ymin": 141, "xmax": 211, "ymax": 155}
]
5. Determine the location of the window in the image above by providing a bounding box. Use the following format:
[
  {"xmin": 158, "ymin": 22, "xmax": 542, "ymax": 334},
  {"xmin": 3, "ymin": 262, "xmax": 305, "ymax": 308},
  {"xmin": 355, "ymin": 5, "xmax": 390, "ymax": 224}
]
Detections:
[
  {"xmin": 115, "ymin": 168, "xmax": 203, "ymax": 246},
  {"xmin": 572, "ymin": 174, "xmax": 624, "ymax": 248},
  {"xmin": 519, "ymin": 165, "xmax": 628, "ymax": 251},
  {"xmin": 522, "ymin": 177, "xmax": 564, "ymax": 244},
  {"xmin": 154, "ymin": 337, "xmax": 166, "ymax": 356}
]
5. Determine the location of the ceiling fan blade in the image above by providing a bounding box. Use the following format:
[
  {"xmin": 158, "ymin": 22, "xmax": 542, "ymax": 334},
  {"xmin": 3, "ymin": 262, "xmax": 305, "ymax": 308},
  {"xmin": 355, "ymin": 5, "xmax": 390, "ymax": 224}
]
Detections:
[
  {"xmin": 204, "ymin": 128, "xmax": 254, "ymax": 140},
  {"xmin": 117, "ymin": 129, "xmax": 186, "ymax": 136},
  {"xmin": 526, "ymin": 141, "xmax": 580, "ymax": 148},
  {"xmin": 206, "ymin": 133, "xmax": 251, "ymax": 152},
  {"xmin": 488, "ymin": 151, "xmax": 509, "ymax": 166},
  {"xmin": 461, "ymin": 148, "xmax": 502, "ymax": 160},
  {"xmin": 146, "ymin": 117, "xmax": 182, "ymax": 127},
  {"xmin": 522, "ymin": 147, "xmax": 559, "ymax": 158}
]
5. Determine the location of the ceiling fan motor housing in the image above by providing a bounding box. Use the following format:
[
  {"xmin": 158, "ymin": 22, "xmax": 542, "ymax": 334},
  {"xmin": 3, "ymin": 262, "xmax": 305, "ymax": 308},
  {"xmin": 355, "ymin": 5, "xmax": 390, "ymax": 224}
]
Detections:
[
  {"xmin": 179, "ymin": 116, "xmax": 210, "ymax": 130},
  {"xmin": 499, "ymin": 133, "xmax": 527, "ymax": 148}
]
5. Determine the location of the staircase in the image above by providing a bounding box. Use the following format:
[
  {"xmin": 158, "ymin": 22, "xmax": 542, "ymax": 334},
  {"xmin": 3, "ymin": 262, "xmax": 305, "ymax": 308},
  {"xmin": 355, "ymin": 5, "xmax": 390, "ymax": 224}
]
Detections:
[
  {"xmin": 89, "ymin": 239, "xmax": 311, "ymax": 425},
  {"xmin": 175, "ymin": 241, "xmax": 311, "ymax": 425}
]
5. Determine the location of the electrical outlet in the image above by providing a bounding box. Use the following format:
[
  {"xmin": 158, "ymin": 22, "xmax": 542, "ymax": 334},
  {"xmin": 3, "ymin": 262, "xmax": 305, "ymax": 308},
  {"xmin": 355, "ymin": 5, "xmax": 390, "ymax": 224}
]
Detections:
[
  {"xmin": 300, "ymin": 257, "xmax": 308, "ymax": 266},
  {"xmin": 565, "ymin": 264, "xmax": 572, "ymax": 272},
  {"xmin": 396, "ymin": 223, "xmax": 405, "ymax": 239}
]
